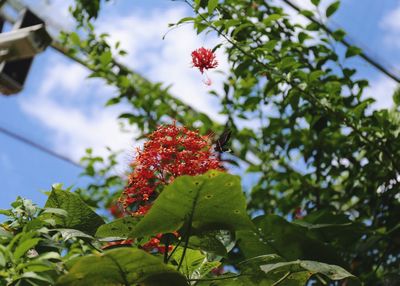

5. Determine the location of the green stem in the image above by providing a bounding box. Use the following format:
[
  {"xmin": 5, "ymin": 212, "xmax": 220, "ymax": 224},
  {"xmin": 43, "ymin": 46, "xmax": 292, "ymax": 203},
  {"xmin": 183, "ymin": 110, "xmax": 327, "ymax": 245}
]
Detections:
[
  {"xmin": 272, "ymin": 271, "xmax": 291, "ymax": 286},
  {"xmin": 163, "ymin": 237, "xmax": 170, "ymax": 264},
  {"xmin": 188, "ymin": 274, "xmax": 246, "ymax": 282},
  {"xmin": 177, "ymin": 219, "xmax": 192, "ymax": 272},
  {"xmin": 177, "ymin": 182, "xmax": 202, "ymax": 272},
  {"xmin": 166, "ymin": 238, "xmax": 183, "ymax": 263}
]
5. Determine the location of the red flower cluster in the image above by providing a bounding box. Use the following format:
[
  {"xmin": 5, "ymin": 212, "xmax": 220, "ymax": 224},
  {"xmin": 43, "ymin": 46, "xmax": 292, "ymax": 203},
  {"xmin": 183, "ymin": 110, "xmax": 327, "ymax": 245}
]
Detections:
[
  {"xmin": 120, "ymin": 123, "xmax": 222, "ymax": 215},
  {"xmin": 191, "ymin": 47, "xmax": 218, "ymax": 74}
]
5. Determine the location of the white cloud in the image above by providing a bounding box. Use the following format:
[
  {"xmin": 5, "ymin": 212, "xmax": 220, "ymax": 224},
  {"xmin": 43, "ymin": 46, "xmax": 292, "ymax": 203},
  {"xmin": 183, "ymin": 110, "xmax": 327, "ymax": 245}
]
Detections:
[
  {"xmin": 381, "ymin": 5, "xmax": 400, "ymax": 32},
  {"xmin": 19, "ymin": 5, "xmax": 230, "ymax": 164},
  {"xmin": 22, "ymin": 0, "xmax": 75, "ymax": 35},
  {"xmin": 364, "ymin": 75, "xmax": 397, "ymax": 110},
  {"xmin": 380, "ymin": 2, "xmax": 400, "ymax": 48},
  {"xmin": 279, "ymin": 0, "xmax": 335, "ymax": 27},
  {"xmin": 37, "ymin": 57, "xmax": 88, "ymax": 96},
  {"xmin": 97, "ymin": 7, "xmax": 228, "ymax": 122},
  {"xmin": 0, "ymin": 152, "xmax": 14, "ymax": 171},
  {"xmin": 19, "ymin": 57, "xmax": 135, "ymax": 162},
  {"xmin": 21, "ymin": 97, "xmax": 134, "ymax": 160}
]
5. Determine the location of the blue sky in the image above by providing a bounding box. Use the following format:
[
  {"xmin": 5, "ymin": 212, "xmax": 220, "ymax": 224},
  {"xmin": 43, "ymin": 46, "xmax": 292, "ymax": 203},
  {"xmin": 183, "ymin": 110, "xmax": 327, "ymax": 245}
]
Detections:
[{"xmin": 0, "ymin": 0, "xmax": 399, "ymax": 210}]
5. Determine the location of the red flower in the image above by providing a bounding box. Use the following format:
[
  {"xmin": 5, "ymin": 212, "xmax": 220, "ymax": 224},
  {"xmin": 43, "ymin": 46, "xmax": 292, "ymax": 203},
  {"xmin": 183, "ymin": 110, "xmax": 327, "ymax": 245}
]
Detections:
[
  {"xmin": 191, "ymin": 47, "xmax": 218, "ymax": 74},
  {"xmin": 141, "ymin": 232, "xmax": 179, "ymax": 253},
  {"xmin": 108, "ymin": 201, "xmax": 124, "ymax": 218},
  {"xmin": 120, "ymin": 123, "xmax": 222, "ymax": 216}
]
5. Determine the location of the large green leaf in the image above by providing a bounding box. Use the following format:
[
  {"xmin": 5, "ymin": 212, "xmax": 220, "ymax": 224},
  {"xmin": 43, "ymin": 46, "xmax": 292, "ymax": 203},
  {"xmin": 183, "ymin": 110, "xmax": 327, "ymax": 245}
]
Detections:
[
  {"xmin": 130, "ymin": 171, "xmax": 253, "ymax": 238},
  {"xmin": 294, "ymin": 210, "xmax": 364, "ymax": 247},
  {"xmin": 257, "ymin": 259, "xmax": 357, "ymax": 285},
  {"xmin": 237, "ymin": 215, "xmax": 343, "ymax": 266},
  {"xmin": 56, "ymin": 248, "xmax": 188, "ymax": 286},
  {"xmin": 237, "ymin": 255, "xmax": 357, "ymax": 286},
  {"xmin": 14, "ymin": 238, "xmax": 41, "ymax": 260},
  {"xmin": 95, "ymin": 216, "xmax": 140, "ymax": 239},
  {"xmin": 44, "ymin": 185, "xmax": 104, "ymax": 236}
]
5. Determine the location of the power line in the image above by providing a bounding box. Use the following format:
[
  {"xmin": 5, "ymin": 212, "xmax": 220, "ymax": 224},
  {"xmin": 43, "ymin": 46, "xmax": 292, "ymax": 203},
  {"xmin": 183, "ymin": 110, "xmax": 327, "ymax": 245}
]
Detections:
[
  {"xmin": 0, "ymin": 125, "xmax": 81, "ymax": 168},
  {"xmin": 281, "ymin": 0, "xmax": 400, "ymax": 84},
  {"xmin": 0, "ymin": 0, "xmax": 397, "ymax": 168}
]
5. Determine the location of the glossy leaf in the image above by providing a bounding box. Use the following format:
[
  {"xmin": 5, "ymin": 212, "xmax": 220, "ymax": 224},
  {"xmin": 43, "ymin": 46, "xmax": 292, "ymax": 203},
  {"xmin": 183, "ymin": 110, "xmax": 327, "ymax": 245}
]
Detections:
[
  {"xmin": 44, "ymin": 186, "xmax": 104, "ymax": 236},
  {"xmin": 207, "ymin": 0, "xmax": 218, "ymax": 13},
  {"xmin": 326, "ymin": 1, "xmax": 340, "ymax": 17},
  {"xmin": 56, "ymin": 248, "xmax": 188, "ymax": 286},
  {"xmin": 130, "ymin": 170, "xmax": 253, "ymax": 238},
  {"xmin": 96, "ymin": 216, "xmax": 140, "ymax": 239},
  {"xmin": 237, "ymin": 215, "xmax": 343, "ymax": 266},
  {"xmin": 258, "ymin": 259, "xmax": 356, "ymax": 285}
]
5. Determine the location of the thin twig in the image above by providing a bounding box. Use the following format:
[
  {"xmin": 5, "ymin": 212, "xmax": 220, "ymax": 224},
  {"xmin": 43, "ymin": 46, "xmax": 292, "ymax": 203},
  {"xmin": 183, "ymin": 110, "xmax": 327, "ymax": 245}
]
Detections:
[{"xmin": 272, "ymin": 271, "xmax": 291, "ymax": 286}]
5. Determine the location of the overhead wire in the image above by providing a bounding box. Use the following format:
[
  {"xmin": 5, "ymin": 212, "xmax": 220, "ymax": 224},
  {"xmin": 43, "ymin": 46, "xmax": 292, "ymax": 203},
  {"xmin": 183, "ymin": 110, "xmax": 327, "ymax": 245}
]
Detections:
[
  {"xmin": 281, "ymin": 0, "xmax": 400, "ymax": 83},
  {"xmin": 0, "ymin": 0, "xmax": 399, "ymax": 169},
  {"xmin": 0, "ymin": 125, "xmax": 81, "ymax": 167}
]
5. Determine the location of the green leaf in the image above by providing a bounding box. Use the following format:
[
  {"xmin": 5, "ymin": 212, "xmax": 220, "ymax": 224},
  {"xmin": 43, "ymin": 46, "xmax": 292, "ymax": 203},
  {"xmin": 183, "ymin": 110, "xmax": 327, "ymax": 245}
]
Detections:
[
  {"xmin": 96, "ymin": 217, "xmax": 140, "ymax": 238},
  {"xmin": 238, "ymin": 255, "xmax": 356, "ymax": 285},
  {"xmin": 0, "ymin": 251, "xmax": 6, "ymax": 267},
  {"xmin": 393, "ymin": 87, "xmax": 400, "ymax": 106},
  {"xmin": 171, "ymin": 247, "xmax": 220, "ymax": 279},
  {"xmin": 309, "ymin": 70, "xmax": 325, "ymax": 82},
  {"xmin": 258, "ymin": 259, "xmax": 357, "ymax": 284},
  {"xmin": 176, "ymin": 17, "xmax": 195, "ymax": 25},
  {"xmin": 42, "ymin": 208, "xmax": 68, "ymax": 217},
  {"xmin": 295, "ymin": 210, "xmax": 365, "ymax": 246},
  {"xmin": 207, "ymin": 0, "xmax": 218, "ymax": 14},
  {"xmin": 0, "ymin": 209, "xmax": 12, "ymax": 216},
  {"xmin": 237, "ymin": 215, "xmax": 343, "ymax": 266},
  {"xmin": 44, "ymin": 187, "xmax": 104, "ymax": 235},
  {"xmin": 311, "ymin": 0, "xmax": 321, "ymax": 6},
  {"xmin": 130, "ymin": 171, "xmax": 253, "ymax": 238},
  {"xmin": 263, "ymin": 14, "xmax": 282, "ymax": 26},
  {"xmin": 105, "ymin": 97, "xmax": 120, "ymax": 106},
  {"xmin": 353, "ymin": 101, "xmax": 370, "ymax": 118},
  {"xmin": 306, "ymin": 22, "xmax": 320, "ymax": 31},
  {"xmin": 300, "ymin": 9, "xmax": 314, "ymax": 18},
  {"xmin": 14, "ymin": 238, "xmax": 41, "ymax": 260},
  {"xmin": 298, "ymin": 32, "xmax": 312, "ymax": 43},
  {"xmin": 18, "ymin": 271, "xmax": 55, "ymax": 284},
  {"xmin": 0, "ymin": 226, "xmax": 13, "ymax": 238},
  {"xmin": 69, "ymin": 32, "xmax": 80, "ymax": 46},
  {"xmin": 188, "ymin": 230, "xmax": 235, "ymax": 257},
  {"xmin": 332, "ymin": 28, "xmax": 346, "ymax": 41},
  {"xmin": 189, "ymin": 234, "xmax": 227, "ymax": 256},
  {"xmin": 56, "ymin": 248, "xmax": 188, "ymax": 286},
  {"xmin": 326, "ymin": 1, "xmax": 340, "ymax": 18},
  {"xmin": 99, "ymin": 51, "xmax": 112, "ymax": 66},
  {"xmin": 56, "ymin": 229, "xmax": 94, "ymax": 240},
  {"xmin": 345, "ymin": 46, "xmax": 362, "ymax": 58}
]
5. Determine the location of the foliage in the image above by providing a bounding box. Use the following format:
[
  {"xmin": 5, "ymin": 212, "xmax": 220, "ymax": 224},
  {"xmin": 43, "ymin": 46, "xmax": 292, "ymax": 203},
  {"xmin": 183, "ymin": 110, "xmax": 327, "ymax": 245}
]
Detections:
[
  {"xmin": 1, "ymin": 174, "xmax": 357, "ymax": 286},
  {"xmin": 2, "ymin": 0, "xmax": 400, "ymax": 285}
]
